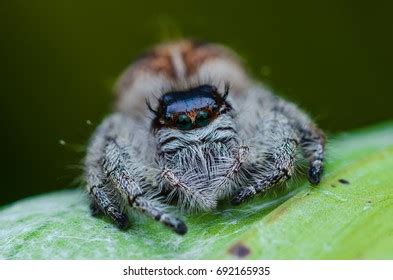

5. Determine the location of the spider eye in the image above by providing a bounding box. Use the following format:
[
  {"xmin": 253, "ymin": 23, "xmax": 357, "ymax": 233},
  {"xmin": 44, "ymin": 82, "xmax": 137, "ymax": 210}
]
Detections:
[
  {"xmin": 195, "ymin": 111, "xmax": 210, "ymax": 127},
  {"xmin": 176, "ymin": 114, "xmax": 192, "ymax": 130}
]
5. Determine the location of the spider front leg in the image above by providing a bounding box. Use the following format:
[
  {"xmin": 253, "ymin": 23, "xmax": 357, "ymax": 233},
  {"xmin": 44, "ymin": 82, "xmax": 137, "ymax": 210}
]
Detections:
[
  {"xmin": 103, "ymin": 136, "xmax": 187, "ymax": 234},
  {"xmin": 231, "ymin": 112, "xmax": 299, "ymax": 205},
  {"xmin": 85, "ymin": 113, "xmax": 187, "ymax": 234},
  {"xmin": 85, "ymin": 120, "xmax": 129, "ymax": 229}
]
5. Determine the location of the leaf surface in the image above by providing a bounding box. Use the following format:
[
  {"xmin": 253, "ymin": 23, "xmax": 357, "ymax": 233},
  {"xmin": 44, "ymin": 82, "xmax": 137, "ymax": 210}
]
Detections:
[{"xmin": 1, "ymin": 122, "xmax": 393, "ymax": 259}]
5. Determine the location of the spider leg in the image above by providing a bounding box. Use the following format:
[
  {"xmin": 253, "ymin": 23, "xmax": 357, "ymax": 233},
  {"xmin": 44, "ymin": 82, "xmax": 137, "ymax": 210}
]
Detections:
[
  {"xmin": 231, "ymin": 112, "xmax": 299, "ymax": 205},
  {"xmin": 271, "ymin": 97, "xmax": 326, "ymax": 184},
  {"xmin": 297, "ymin": 126, "xmax": 325, "ymax": 185},
  {"xmin": 86, "ymin": 113, "xmax": 186, "ymax": 234},
  {"xmin": 161, "ymin": 167, "xmax": 217, "ymax": 211},
  {"xmin": 226, "ymin": 145, "xmax": 249, "ymax": 176},
  {"xmin": 89, "ymin": 200, "xmax": 103, "ymax": 217},
  {"xmin": 212, "ymin": 145, "xmax": 249, "ymax": 198},
  {"xmin": 133, "ymin": 196, "xmax": 187, "ymax": 235},
  {"xmin": 102, "ymin": 136, "xmax": 187, "ymax": 234},
  {"xmin": 240, "ymin": 88, "xmax": 326, "ymax": 186},
  {"xmin": 85, "ymin": 117, "xmax": 129, "ymax": 228},
  {"xmin": 89, "ymin": 185, "xmax": 129, "ymax": 229},
  {"xmin": 103, "ymin": 138, "xmax": 144, "ymax": 205}
]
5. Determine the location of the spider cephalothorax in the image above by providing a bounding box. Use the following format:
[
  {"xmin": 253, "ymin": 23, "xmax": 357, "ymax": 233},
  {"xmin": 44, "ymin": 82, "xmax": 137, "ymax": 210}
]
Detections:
[{"xmin": 85, "ymin": 40, "xmax": 325, "ymax": 235}]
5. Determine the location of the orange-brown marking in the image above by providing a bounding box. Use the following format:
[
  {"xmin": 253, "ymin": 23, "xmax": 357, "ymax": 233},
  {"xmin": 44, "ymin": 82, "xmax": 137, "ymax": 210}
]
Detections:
[
  {"xmin": 116, "ymin": 40, "xmax": 238, "ymax": 103},
  {"xmin": 182, "ymin": 42, "xmax": 224, "ymax": 76},
  {"xmin": 134, "ymin": 48, "xmax": 175, "ymax": 79}
]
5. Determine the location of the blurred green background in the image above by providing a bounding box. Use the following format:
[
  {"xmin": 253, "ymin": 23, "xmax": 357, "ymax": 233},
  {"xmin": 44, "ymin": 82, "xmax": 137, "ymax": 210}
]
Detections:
[{"xmin": 0, "ymin": 0, "xmax": 391, "ymax": 206}]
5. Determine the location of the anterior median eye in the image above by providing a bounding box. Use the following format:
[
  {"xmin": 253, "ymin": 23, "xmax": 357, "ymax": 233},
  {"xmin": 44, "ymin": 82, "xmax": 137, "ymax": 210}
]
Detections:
[
  {"xmin": 195, "ymin": 111, "xmax": 210, "ymax": 127},
  {"xmin": 176, "ymin": 114, "xmax": 192, "ymax": 130}
]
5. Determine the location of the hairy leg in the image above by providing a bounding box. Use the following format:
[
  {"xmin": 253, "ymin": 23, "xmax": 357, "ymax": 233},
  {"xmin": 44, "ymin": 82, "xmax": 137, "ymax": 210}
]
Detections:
[
  {"xmin": 89, "ymin": 200, "xmax": 102, "ymax": 217},
  {"xmin": 160, "ymin": 167, "xmax": 217, "ymax": 211},
  {"xmin": 211, "ymin": 145, "xmax": 249, "ymax": 199},
  {"xmin": 85, "ymin": 117, "xmax": 129, "ymax": 228},
  {"xmin": 231, "ymin": 111, "xmax": 299, "ymax": 205},
  {"xmin": 239, "ymin": 86, "xmax": 325, "ymax": 185},
  {"xmin": 132, "ymin": 196, "xmax": 187, "ymax": 234},
  {"xmin": 271, "ymin": 97, "xmax": 325, "ymax": 184},
  {"xmin": 85, "ymin": 113, "xmax": 187, "ymax": 234},
  {"xmin": 89, "ymin": 185, "xmax": 129, "ymax": 229}
]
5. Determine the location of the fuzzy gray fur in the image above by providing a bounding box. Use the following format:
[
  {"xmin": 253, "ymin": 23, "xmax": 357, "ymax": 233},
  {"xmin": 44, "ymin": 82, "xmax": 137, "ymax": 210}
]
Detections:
[{"xmin": 84, "ymin": 42, "xmax": 325, "ymax": 235}]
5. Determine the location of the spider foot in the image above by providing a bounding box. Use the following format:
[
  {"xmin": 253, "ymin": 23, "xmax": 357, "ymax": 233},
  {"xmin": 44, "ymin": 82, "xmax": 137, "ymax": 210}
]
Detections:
[
  {"xmin": 90, "ymin": 201, "xmax": 103, "ymax": 217},
  {"xmin": 106, "ymin": 206, "xmax": 130, "ymax": 230},
  {"xmin": 230, "ymin": 186, "xmax": 257, "ymax": 205},
  {"xmin": 308, "ymin": 160, "xmax": 323, "ymax": 185},
  {"xmin": 166, "ymin": 217, "xmax": 188, "ymax": 235}
]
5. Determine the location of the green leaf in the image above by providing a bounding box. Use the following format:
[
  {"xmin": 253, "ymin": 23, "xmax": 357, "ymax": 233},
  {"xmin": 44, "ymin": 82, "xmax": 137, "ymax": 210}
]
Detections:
[{"xmin": 1, "ymin": 121, "xmax": 393, "ymax": 259}]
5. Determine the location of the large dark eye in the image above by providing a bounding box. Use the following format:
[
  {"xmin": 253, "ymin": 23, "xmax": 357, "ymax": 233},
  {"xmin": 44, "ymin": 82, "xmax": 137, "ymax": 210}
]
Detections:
[
  {"xmin": 176, "ymin": 114, "xmax": 192, "ymax": 130},
  {"xmin": 195, "ymin": 111, "xmax": 210, "ymax": 127}
]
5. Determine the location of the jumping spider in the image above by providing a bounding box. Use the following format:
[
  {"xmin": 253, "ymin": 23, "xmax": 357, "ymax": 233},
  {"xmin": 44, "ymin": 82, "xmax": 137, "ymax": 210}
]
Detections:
[{"xmin": 85, "ymin": 40, "xmax": 325, "ymax": 235}]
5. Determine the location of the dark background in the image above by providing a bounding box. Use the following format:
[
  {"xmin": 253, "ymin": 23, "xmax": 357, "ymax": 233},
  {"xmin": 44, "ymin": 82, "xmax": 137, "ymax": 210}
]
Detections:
[{"xmin": 0, "ymin": 0, "xmax": 392, "ymax": 206}]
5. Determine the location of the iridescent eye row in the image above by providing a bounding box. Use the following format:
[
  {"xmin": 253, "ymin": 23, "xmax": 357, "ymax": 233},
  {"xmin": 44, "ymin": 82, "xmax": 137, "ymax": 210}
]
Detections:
[
  {"xmin": 176, "ymin": 111, "xmax": 211, "ymax": 130},
  {"xmin": 148, "ymin": 84, "xmax": 231, "ymax": 131}
]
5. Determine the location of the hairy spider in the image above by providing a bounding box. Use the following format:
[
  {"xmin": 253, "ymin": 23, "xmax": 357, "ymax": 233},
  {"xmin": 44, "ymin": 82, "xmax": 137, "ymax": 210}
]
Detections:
[{"xmin": 84, "ymin": 40, "xmax": 325, "ymax": 235}]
